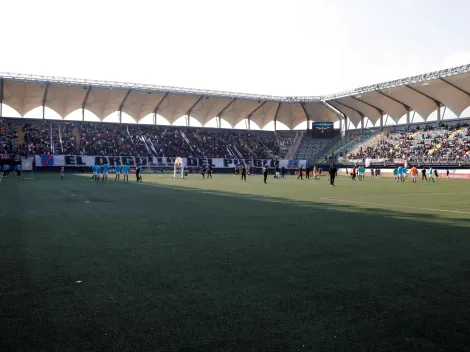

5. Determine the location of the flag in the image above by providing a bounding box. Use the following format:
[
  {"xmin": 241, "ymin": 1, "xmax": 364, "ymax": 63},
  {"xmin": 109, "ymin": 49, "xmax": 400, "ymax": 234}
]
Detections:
[{"xmin": 40, "ymin": 154, "xmax": 54, "ymax": 166}]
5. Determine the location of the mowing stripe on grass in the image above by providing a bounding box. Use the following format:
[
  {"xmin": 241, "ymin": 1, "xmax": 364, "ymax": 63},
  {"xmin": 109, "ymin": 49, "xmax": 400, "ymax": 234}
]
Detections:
[
  {"xmin": 332, "ymin": 191, "xmax": 470, "ymax": 199},
  {"xmin": 319, "ymin": 197, "xmax": 470, "ymax": 215}
]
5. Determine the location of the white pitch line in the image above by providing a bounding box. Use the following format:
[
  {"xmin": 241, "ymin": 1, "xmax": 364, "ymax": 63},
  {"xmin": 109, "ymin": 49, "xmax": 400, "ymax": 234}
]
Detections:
[
  {"xmin": 335, "ymin": 191, "xmax": 470, "ymax": 199},
  {"xmin": 319, "ymin": 197, "xmax": 470, "ymax": 215}
]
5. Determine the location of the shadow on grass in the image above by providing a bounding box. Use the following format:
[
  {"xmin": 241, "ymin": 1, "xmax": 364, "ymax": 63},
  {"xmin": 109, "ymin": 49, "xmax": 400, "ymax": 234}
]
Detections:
[{"xmin": 1, "ymin": 175, "xmax": 470, "ymax": 352}]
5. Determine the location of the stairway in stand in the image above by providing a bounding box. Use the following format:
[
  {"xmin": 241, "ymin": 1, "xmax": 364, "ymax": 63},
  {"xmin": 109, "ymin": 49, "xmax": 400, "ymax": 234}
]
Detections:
[
  {"xmin": 428, "ymin": 127, "xmax": 463, "ymax": 155},
  {"xmin": 16, "ymin": 126, "xmax": 25, "ymax": 148}
]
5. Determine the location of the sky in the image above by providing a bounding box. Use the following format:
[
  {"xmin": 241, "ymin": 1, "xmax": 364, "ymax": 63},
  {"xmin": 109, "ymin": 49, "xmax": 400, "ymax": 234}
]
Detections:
[{"xmin": 2, "ymin": 0, "xmax": 470, "ymax": 127}]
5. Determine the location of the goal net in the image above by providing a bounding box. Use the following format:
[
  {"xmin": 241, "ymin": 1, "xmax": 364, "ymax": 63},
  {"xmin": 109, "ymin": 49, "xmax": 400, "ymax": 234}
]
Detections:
[
  {"xmin": 21, "ymin": 156, "xmax": 35, "ymax": 179},
  {"xmin": 173, "ymin": 157, "xmax": 184, "ymax": 179}
]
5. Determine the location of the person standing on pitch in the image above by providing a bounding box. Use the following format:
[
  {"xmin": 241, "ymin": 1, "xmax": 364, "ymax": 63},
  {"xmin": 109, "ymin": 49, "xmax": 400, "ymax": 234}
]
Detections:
[
  {"xmin": 136, "ymin": 163, "xmax": 141, "ymax": 182},
  {"xmin": 297, "ymin": 165, "xmax": 303, "ymax": 180},
  {"xmin": 102, "ymin": 161, "xmax": 109, "ymax": 183},
  {"xmin": 329, "ymin": 164, "xmax": 337, "ymax": 186},
  {"xmin": 123, "ymin": 162, "xmax": 130, "ymax": 182},
  {"xmin": 207, "ymin": 165, "xmax": 212, "ymax": 178},
  {"xmin": 411, "ymin": 166, "xmax": 418, "ymax": 184},
  {"xmin": 281, "ymin": 166, "xmax": 285, "ymax": 178},
  {"xmin": 241, "ymin": 165, "xmax": 247, "ymax": 181},
  {"xmin": 305, "ymin": 165, "xmax": 310, "ymax": 179},
  {"xmin": 115, "ymin": 163, "xmax": 121, "ymax": 182},
  {"xmin": 263, "ymin": 164, "xmax": 269, "ymax": 184},
  {"xmin": 200, "ymin": 166, "xmax": 205, "ymax": 179},
  {"xmin": 428, "ymin": 166, "xmax": 435, "ymax": 183}
]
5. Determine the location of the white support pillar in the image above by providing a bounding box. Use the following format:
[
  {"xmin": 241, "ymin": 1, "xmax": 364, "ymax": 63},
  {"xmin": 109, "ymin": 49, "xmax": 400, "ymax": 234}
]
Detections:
[{"xmin": 436, "ymin": 105, "xmax": 441, "ymax": 127}]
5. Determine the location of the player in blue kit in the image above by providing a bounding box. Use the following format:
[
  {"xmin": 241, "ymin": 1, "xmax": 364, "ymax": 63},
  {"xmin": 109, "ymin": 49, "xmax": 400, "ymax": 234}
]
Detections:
[
  {"xmin": 115, "ymin": 164, "xmax": 121, "ymax": 182},
  {"xmin": 123, "ymin": 163, "xmax": 130, "ymax": 182},
  {"xmin": 91, "ymin": 163, "xmax": 98, "ymax": 182},
  {"xmin": 3, "ymin": 164, "xmax": 10, "ymax": 177},
  {"xmin": 397, "ymin": 165, "xmax": 404, "ymax": 182},
  {"xmin": 102, "ymin": 162, "xmax": 109, "ymax": 183},
  {"xmin": 403, "ymin": 166, "xmax": 408, "ymax": 181}
]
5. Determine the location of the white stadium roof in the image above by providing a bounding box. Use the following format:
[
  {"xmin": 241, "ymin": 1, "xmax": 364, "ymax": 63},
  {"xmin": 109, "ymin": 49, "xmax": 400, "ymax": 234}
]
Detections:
[{"xmin": 1, "ymin": 64, "xmax": 470, "ymax": 129}]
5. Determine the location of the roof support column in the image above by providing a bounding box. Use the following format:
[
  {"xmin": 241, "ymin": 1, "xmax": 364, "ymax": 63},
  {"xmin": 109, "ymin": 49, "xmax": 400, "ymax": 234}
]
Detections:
[
  {"xmin": 42, "ymin": 83, "xmax": 49, "ymax": 120},
  {"xmin": 300, "ymin": 103, "xmax": 310, "ymax": 131},
  {"xmin": 380, "ymin": 113, "xmax": 384, "ymax": 128},
  {"xmin": 321, "ymin": 101, "xmax": 345, "ymax": 136},
  {"xmin": 0, "ymin": 78, "xmax": 3, "ymax": 118},
  {"xmin": 406, "ymin": 109, "xmax": 411, "ymax": 128},
  {"xmin": 216, "ymin": 98, "xmax": 236, "ymax": 129},
  {"xmin": 82, "ymin": 86, "xmax": 91, "ymax": 122},
  {"xmin": 436, "ymin": 105, "xmax": 441, "ymax": 127},
  {"xmin": 245, "ymin": 101, "xmax": 265, "ymax": 131},
  {"xmin": 153, "ymin": 92, "xmax": 170, "ymax": 127},
  {"xmin": 119, "ymin": 89, "xmax": 132, "ymax": 124},
  {"xmin": 185, "ymin": 95, "xmax": 204, "ymax": 129},
  {"xmin": 274, "ymin": 103, "xmax": 281, "ymax": 132},
  {"xmin": 360, "ymin": 116, "xmax": 364, "ymax": 135}
]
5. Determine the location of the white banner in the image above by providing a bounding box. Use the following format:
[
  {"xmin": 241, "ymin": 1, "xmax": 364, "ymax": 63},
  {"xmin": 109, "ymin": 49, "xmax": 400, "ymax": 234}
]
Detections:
[{"xmin": 35, "ymin": 155, "xmax": 307, "ymax": 169}]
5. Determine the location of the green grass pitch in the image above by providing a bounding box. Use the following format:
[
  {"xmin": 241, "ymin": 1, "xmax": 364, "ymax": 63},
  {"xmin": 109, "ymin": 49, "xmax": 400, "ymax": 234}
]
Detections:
[{"xmin": 1, "ymin": 172, "xmax": 470, "ymax": 351}]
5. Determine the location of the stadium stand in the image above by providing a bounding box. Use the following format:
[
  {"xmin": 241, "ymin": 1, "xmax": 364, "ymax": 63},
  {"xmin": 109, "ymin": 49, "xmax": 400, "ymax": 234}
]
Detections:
[
  {"xmin": 0, "ymin": 118, "xmax": 282, "ymax": 159},
  {"xmin": 343, "ymin": 122, "xmax": 470, "ymax": 164},
  {"xmin": 3, "ymin": 116, "xmax": 470, "ymax": 165},
  {"xmin": 322, "ymin": 130, "xmax": 376, "ymax": 160},
  {"xmin": 294, "ymin": 131, "xmax": 341, "ymax": 162},
  {"xmin": 0, "ymin": 121, "xmax": 19, "ymax": 154}
]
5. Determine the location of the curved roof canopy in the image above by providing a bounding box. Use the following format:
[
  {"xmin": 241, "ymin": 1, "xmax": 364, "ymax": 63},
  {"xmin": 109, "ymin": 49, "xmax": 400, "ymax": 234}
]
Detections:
[
  {"xmin": 1, "ymin": 64, "xmax": 470, "ymax": 128},
  {"xmin": 323, "ymin": 64, "xmax": 470, "ymax": 125}
]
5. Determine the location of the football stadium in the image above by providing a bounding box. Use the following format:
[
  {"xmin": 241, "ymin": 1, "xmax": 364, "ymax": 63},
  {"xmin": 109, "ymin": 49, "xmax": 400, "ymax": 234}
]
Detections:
[
  {"xmin": 3, "ymin": 1, "xmax": 470, "ymax": 346},
  {"xmin": 2, "ymin": 64, "xmax": 470, "ymax": 351}
]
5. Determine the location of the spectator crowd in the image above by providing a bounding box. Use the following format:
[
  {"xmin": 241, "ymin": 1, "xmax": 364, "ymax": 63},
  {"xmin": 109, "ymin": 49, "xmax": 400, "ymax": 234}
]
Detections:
[
  {"xmin": 0, "ymin": 119, "xmax": 283, "ymax": 159},
  {"xmin": 346, "ymin": 123, "xmax": 470, "ymax": 163},
  {"xmin": 4, "ymin": 118, "xmax": 469, "ymax": 163}
]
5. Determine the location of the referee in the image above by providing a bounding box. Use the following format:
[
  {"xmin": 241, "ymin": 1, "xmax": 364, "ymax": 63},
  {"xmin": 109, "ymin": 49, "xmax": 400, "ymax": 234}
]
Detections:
[
  {"xmin": 263, "ymin": 164, "xmax": 268, "ymax": 184},
  {"xmin": 297, "ymin": 165, "xmax": 303, "ymax": 180},
  {"xmin": 329, "ymin": 164, "xmax": 337, "ymax": 186},
  {"xmin": 241, "ymin": 165, "xmax": 247, "ymax": 181}
]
